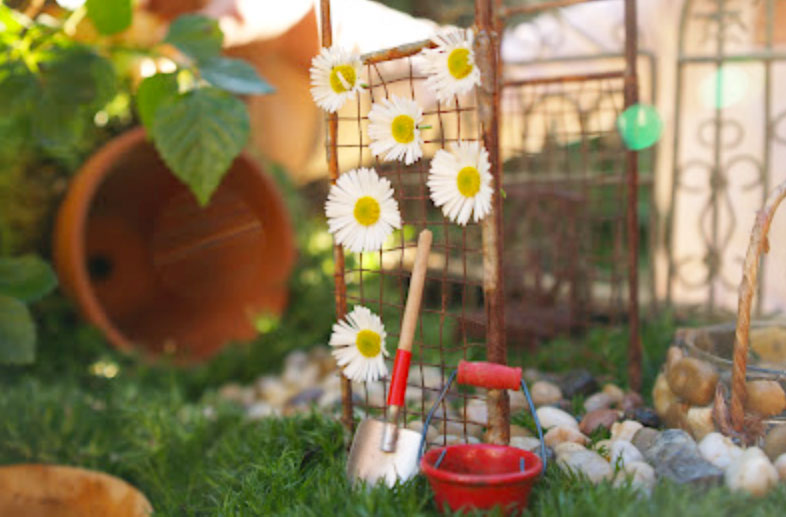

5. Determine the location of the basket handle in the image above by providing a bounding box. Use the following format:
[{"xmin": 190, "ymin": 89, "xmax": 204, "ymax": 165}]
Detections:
[{"xmin": 730, "ymin": 180, "xmax": 786, "ymax": 431}]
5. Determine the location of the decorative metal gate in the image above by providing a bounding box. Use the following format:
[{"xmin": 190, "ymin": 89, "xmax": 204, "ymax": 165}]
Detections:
[{"xmin": 667, "ymin": 0, "xmax": 786, "ymax": 315}]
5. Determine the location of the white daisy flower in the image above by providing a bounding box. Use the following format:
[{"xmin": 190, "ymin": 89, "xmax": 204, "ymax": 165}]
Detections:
[
  {"xmin": 325, "ymin": 167, "xmax": 402, "ymax": 253},
  {"xmin": 367, "ymin": 95, "xmax": 425, "ymax": 165},
  {"xmin": 419, "ymin": 29, "xmax": 481, "ymax": 102},
  {"xmin": 427, "ymin": 141, "xmax": 493, "ymax": 226},
  {"xmin": 310, "ymin": 46, "xmax": 362, "ymax": 113},
  {"xmin": 330, "ymin": 306, "xmax": 389, "ymax": 383}
]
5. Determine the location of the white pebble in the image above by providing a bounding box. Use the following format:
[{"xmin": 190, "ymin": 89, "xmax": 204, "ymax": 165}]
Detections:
[
  {"xmin": 602, "ymin": 384, "xmax": 625, "ymax": 405},
  {"xmin": 554, "ymin": 442, "xmax": 586, "ymax": 458},
  {"xmin": 609, "ymin": 440, "xmax": 644, "ymax": 468},
  {"xmin": 509, "ymin": 389, "xmax": 529, "ymax": 412},
  {"xmin": 558, "ymin": 449, "xmax": 613, "ymax": 483},
  {"xmin": 246, "ymin": 402, "xmax": 278, "ymax": 420},
  {"xmin": 465, "ymin": 399, "xmax": 488, "ymax": 425},
  {"xmin": 531, "ymin": 381, "xmax": 563, "ymax": 406},
  {"xmin": 698, "ymin": 433, "xmax": 743, "ymax": 470},
  {"xmin": 614, "ymin": 461, "xmax": 656, "ymax": 495},
  {"xmin": 544, "ymin": 426, "xmax": 589, "ymax": 448},
  {"xmin": 511, "ymin": 436, "xmax": 543, "ymax": 452},
  {"xmin": 725, "ymin": 447, "xmax": 778, "ymax": 497},
  {"xmin": 593, "ymin": 439, "xmax": 613, "ymax": 460},
  {"xmin": 537, "ymin": 406, "xmax": 579, "ymax": 430},
  {"xmin": 686, "ymin": 406, "xmax": 715, "ymax": 440},
  {"xmin": 773, "ymin": 453, "xmax": 786, "ymax": 480},
  {"xmin": 583, "ymin": 392, "xmax": 614, "ymax": 413},
  {"xmin": 610, "ymin": 420, "xmax": 643, "ymax": 442}
]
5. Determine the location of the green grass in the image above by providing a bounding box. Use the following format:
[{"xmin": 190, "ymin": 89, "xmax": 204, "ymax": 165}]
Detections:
[
  {"xmin": 3, "ymin": 298, "xmax": 786, "ymax": 516},
  {"xmin": 1, "ymin": 168, "xmax": 783, "ymax": 515}
]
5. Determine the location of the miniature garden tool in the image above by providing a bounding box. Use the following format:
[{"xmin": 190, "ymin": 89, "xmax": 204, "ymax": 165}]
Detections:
[
  {"xmin": 419, "ymin": 360, "xmax": 546, "ymax": 515},
  {"xmin": 346, "ymin": 229, "xmax": 433, "ymax": 487}
]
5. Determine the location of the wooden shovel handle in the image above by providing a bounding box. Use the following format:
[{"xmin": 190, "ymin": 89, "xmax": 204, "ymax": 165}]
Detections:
[
  {"xmin": 387, "ymin": 229, "xmax": 432, "ymax": 407},
  {"xmin": 399, "ymin": 230, "xmax": 432, "ymax": 353}
]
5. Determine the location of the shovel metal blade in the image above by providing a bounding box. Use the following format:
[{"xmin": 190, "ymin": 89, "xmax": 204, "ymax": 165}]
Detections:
[{"xmin": 346, "ymin": 418, "xmax": 422, "ymax": 488}]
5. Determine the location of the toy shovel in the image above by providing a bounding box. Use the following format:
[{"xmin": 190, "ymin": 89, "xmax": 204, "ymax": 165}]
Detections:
[{"xmin": 346, "ymin": 229, "xmax": 433, "ymax": 487}]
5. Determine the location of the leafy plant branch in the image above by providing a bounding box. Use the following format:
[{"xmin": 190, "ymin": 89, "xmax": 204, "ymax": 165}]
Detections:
[{"xmin": 0, "ymin": 0, "xmax": 273, "ymax": 205}]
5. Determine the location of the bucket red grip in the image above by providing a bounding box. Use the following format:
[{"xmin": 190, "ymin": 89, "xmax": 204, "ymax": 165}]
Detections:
[{"xmin": 457, "ymin": 360, "xmax": 521, "ymax": 391}]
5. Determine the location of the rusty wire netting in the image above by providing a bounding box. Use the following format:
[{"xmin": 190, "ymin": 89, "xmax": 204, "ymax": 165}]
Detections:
[
  {"xmin": 322, "ymin": 0, "xmax": 641, "ymax": 445},
  {"xmin": 330, "ymin": 50, "xmax": 497, "ymax": 447},
  {"xmin": 497, "ymin": 71, "xmax": 635, "ymax": 347}
]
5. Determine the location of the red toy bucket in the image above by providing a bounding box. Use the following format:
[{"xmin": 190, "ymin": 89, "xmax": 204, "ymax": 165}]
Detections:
[
  {"xmin": 417, "ymin": 361, "xmax": 547, "ymax": 515},
  {"xmin": 421, "ymin": 444, "xmax": 542, "ymax": 515}
]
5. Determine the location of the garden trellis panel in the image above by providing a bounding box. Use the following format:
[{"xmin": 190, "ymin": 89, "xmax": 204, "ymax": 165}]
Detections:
[
  {"xmin": 498, "ymin": 71, "xmax": 635, "ymax": 345},
  {"xmin": 322, "ymin": 0, "xmax": 641, "ymax": 443},
  {"xmin": 321, "ymin": 0, "xmax": 509, "ymax": 445}
]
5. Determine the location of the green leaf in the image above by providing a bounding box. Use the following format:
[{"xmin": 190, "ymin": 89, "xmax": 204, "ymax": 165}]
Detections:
[
  {"xmin": 40, "ymin": 47, "xmax": 117, "ymax": 110},
  {"xmin": 0, "ymin": 295, "xmax": 35, "ymax": 365},
  {"xmin": 86, "ymin": 0, "xmax": 132, "ymax": 35},
  {"xmin": 151, "ymin": 87, "xmax": 249, "ymax": 205},
  {"xmin": 164, "ymin": 14, "xmax": 223, "ymax": 62},
  {"xmin": 199, "ymin": 56, "xmax": 274, "ymax": 95},
  {"xmin": 0, "ymin": 255, "xmax": 58, "ymax": 302},
  {"xmin": 0, "ymin": 60, "xmax": 39, "ymax": 116},
  {"xmin": 136, "ymin": 72, "xmax": 179, "ymax": 131},
  {"xmin": 32, "ymin": 93, "xmax": 86, "ymax": 163},
  {"xmin": 0, "ymin": 6, "xmax": 24, "ymax": 37}
]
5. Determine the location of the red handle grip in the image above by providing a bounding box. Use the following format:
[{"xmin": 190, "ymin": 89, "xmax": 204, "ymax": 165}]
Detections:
[
  {"xmin": 457, "ymin": 360, "xmax": 521, "ymax": 391},
  {"xmin": 387, "ymin": 349, "xmax": 412, "ymax": 406}
]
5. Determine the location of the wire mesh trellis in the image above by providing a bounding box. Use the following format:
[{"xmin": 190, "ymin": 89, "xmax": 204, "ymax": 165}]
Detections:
[
  {"xmin": 322, "ymin": 0, "xmax": 641, "ymax": 445},
  {"xmin": 495, "ymin": 71, "xmax": 634, "ymax": 345},
  {"xmin": 339, "ymin": 60, "xmax": 492, "ymax": 446},
  {"xmin": 321, "ymin": 0, "xmax": 510, "ymax": 445}
]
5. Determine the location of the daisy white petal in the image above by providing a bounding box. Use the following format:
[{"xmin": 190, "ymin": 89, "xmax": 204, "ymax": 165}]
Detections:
[
  {"xmin": 368, "ymin": 95, "xmax": 425, "ymax": 165},
  {"xmin": 328, "ymin": 306, "xmax": 389, "ymax": 383},
  {"xmin": 310, "ymin": 46, "xmax": 363, "ymax": 113},
  {"xmin": 326, "ymin": 167, "xmax": 402, "ymax": 253},
  {"xmin": 427, "ymin": 141, "xmax": 493, "ymax": 226},
  {"xmin": 419, "ymin": 29, "xmax": 481, "ymax": 102}
]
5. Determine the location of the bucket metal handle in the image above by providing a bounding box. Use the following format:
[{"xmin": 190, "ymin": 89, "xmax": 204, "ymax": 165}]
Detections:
[{"xmin": 418, "ymin": 361, "xmax": 547, "ymax": 474}]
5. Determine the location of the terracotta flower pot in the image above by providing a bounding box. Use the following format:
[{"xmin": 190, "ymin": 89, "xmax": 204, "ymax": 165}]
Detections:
[
  {"xmin": 0, "ymin": 464, "xmax": 152, "ymax": 517},
  {"xmin": 54, "ymin": 127, "xmax": 295, "ymax": 361}
]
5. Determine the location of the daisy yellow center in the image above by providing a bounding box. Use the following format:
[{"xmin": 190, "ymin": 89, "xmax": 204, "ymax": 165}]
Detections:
[
  {"xmin": 329, "ymin": 64, "xmax": 356, "ymax": 93},
  {"xmin": 456, "ymin": 166, "xmax": 481, "ymax": 197},
  {"xmin": 355, "ymin": 329, "xmax": 381, "ymax": 358},
  {"xmin": 391, "ymin": 115, "xmax": 415, "ymax": 144},
  {"xmin": 353, "ymin": 196, "xmax": 381, "ymax": 226},
  {"xmin": 447, "ymin": 48, "xmax": 473, "ymax": 80}
]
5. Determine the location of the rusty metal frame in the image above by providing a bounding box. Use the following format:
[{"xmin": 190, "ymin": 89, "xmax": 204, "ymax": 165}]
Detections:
[
  {"xmin": 497, "ymin": 0, "xmax": 643, "ymax": 389},
  {"xmin": 319, "ymin": 0, "xmax": 353, "ymax": 433},
  {"xmin": 623, "ymin": 0, "xmax": 642, "ymax": 391},
  {"xmin": 502, "ymin": 0, "xmax": 618, "ymax": 17},
  {"xmin": 324, "ymin": 0, "xmax": 643, "ymax": 440},
  {"xmin": 475, "ymin": 0, "xmax": 509, "ymax": 445}
]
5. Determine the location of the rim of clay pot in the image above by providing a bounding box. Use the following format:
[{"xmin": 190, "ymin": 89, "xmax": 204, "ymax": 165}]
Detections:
[
  {"xmin": 54, "ymin": 126, "xmax": 296, "ymax": 360},
  {"xmin": 55, "ymin": 129, "xmax": 144, "ymax": 354}
]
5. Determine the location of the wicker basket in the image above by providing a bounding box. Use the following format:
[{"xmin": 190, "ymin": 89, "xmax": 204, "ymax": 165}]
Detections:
[{"xmin": 664, "ymin": 180, "xmax": 786, "ymax": 445}]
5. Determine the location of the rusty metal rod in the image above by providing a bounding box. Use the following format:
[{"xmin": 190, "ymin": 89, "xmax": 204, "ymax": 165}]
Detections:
[
  {"xmin": 320, "ymin": 0, "xmax": 354, "ymax": 434},
  {"xmin": 361, "ymin": 40, "xmax": 437, "ymax": 65},
  {"xmin": 503, "ymin": 0, "xmax": 617, "ymax": 17},
  {"xmin": 623, "ymin": 0, "xmax": 642, "ymax": 392},
  {"xmin": 476, "ymin": 0, "xmax": 509, "ymax": 446},
  {"xmin": 503, "ymin": 70, "xmax": 625, "ymax": 88}
]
